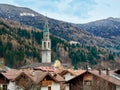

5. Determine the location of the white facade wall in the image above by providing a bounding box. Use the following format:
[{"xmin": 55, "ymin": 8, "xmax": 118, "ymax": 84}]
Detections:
[
  {"xmin": 7, "ymin": 81, "xmax": 23, "ymax": 90},
  {"xmin": 42, "ymin": 38, "xmax": 51, "ymax": 63},
  {"xmin": 116, "ymin": 85, "xmax": 120, "ymax": 90},
  {"xmin": 7, "ymin": 81, "xmax": 60, "ymax": 90},
  {"xmin": 42, "ymin": 40, "xmax": 51, "ymax": 49},
  {"xmin": 42, "ymin": 50, "xmax": 51, "ymax": 63},
  {"xmin": 41, "ymin": 87, "xmax": 48, "ymax": 90},
  {"xmin": 64, "ymin": 73, "xmax": 75, "ymax": 81},
  {"xmin": 51, "ymin": 82, "xmax": 60, "ymax": 90},
  {"xmin": 63, "ymin": 73, "xmax": 75, "ymax": 90},
  {"xmin": 65, "ymin": 84, "xmax": 70, "ymax": 90},
  {"xmin": 41, "ymin": 81, "xmax": 60, "ymax": 90},
  {"xmin": 7, "ymin": 81, "xmax": 16, "ymax": 90}
]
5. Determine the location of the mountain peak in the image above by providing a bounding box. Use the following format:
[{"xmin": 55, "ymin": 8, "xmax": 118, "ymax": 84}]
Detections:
[{"xmin": 107, "ymin": 17, "xmax": 114, "ymax": 19}]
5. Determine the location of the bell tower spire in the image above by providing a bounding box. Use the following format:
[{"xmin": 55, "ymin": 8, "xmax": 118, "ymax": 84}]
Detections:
[
  {"xmin": 43, "ymin": 17, "xmax": 50, "ymax": 39},
  {"xmin": 41, "ymin": 17, "xmax": 51, "ymax": 63}
]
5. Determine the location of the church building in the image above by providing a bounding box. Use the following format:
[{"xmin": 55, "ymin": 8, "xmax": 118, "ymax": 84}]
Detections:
[{"xmin": 41, "ymin": 19, "xmax": 51, "ymax": 63}]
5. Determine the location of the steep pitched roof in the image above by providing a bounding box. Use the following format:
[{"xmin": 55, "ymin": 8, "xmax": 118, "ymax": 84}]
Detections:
[
  {"xmin": 60, "ymin": 69, "xmax": 86, "ymax": 76},
  {"xmin": 54, "ymin": 68, "xmax": 65, "ymax": 74},
  {"xmin": 67, "ymin": 70, "xmax": 120, "ymax": 86},
  {"xmin": 1, "ymin": 69, "xmax": 23, "ymax": 81},
  {"xmin": 21, "ymin": 69, "xmax": 65, "ymax": 84},
  {"xmin": 89, "ymin": 70, "xmax": 120, "ymax": 86},
  {"xmin": 24, "ymin": 70, "xmax": 47, "ymax": 84},
  {"xmin": 49, "ymin": 72, "xmax": 65, "ymax": 82},
  {"xmin": 1, "ymin": 69, "xmax": 65, "ymax": 84},
  {"xmin": 0, "ymin": 72, "xmax": 9, "ymax": 81}
]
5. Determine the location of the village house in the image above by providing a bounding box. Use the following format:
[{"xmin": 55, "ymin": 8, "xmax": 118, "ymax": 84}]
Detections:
[
  {"xmin": 0, "ymin": 69, "xmax": 65, "ymax": 90},
  {"xmin": 60, "ymin": 69, "xmax": 86, "ymax": 90},
  {"xmin": 0, "ymin": 69, "xmax": 23, "ymax": 90},
  {"xmin": 60, "ymin": 69, "xmax": 86, "ymax": 81},
  {"xmin": 21, "ymin": 69, "xmax": 65, "ymax": 90},
  {"xmin": 66, "ymin": 69, "xmax": 120, "ymax": 90},
  {"xmin": 0, "ymin": 71, "xmax": 9, "ymax": 90}
]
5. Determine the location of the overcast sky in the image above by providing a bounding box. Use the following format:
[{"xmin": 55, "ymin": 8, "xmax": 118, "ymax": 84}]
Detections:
[{"xmin": 0, "ymin": 0, "xmax": 120, "ymax": 23}]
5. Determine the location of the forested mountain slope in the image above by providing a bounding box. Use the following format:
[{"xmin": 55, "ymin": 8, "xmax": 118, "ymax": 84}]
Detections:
[
  {"xmin": 0, "ymin": 4, "xmax": 115, "ymax": 47},
  {"xmin": 0, "ymin": 18, "xmax": 119, "ymax": 69}
]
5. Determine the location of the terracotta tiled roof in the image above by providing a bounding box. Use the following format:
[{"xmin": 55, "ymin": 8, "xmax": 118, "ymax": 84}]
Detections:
[
  {"xmin": 34, "ymin": 66, "xmax": 56, "ymax": 72},
  {"xmin": 60, "ymin": 69, "xmax": 86, "ymax": 76},
  {"xmin": 1, "ymin": 69, "xmax": 65, "ymax": 84},
  {"xmin": 49, "ymin": 72, "xmax": 65, "ymax": 82},
  {"xmin": 54, "ymin": 68, "xmax": 66, "ymax": 74},
  {"xmin": 2, "ymin": 69, "xmax": 23, "ymax": 81},
  {"xmin": 23, "ymin": 69, "xmax": 48, "ymax": 84},
  {"xmin": 0, "ymin": 68, "xmax": 64, "ymax": 89},
  {"xmin": 89, "ymin": 70, "xmax": 120, "ymax": 86},
  {"xmin": 69, "ymin": 69, "xmax": 86, "ymax": 76},
  {"xmin": 22, "ymin": 69, "xmax": 65, "ymax": 84},
  {"xmin": 67, "ymin": 70, "xmax": 120, "ymax": 86}
]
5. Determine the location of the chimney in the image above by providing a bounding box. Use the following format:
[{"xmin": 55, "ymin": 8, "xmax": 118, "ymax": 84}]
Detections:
[
  {"xmin": 99, "ymin": 69, "xmax": 101, "ymax": 75},
  {"xmin": 106, "ymin": 69, "xmax": 110, "ymax": 75}
]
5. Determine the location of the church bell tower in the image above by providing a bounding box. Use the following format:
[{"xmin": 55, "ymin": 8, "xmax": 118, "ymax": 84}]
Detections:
[{"xmin": 41, "ymin": 18, "xmax": 51, "ymax": 63}]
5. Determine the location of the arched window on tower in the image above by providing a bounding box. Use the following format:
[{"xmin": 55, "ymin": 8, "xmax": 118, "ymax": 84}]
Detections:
[
  {"xmin": 48, "ymin": 42, "xmax": 50, "ymax": 48},
  {"xmin": 44, "ymin": 42, "xmax": 46, "ymax": 48},
  {"xmin": 46, "ymin": 34, "xmax": 49, "ymax": 39}
]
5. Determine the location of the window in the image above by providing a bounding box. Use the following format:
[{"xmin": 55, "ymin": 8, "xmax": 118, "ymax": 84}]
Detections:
[
  {"xmin": 46, "ymin": 35, "xmax": 48, "ymax": 38},
  {"xmin": 84, "ymin": 80, "xmax": 92, "ymax": 86},
  {"xmin": 44, "ymin": 42, "xmax": 46, "ymax": 48},
  {"xmin": 48, "ymin": 87, "xmax": 51, "ymax": 90},
  {"xmin": 3, "ymin": 85, "xmax": 7, "ymax": 90},
  {"xmin": 48, "ymin": 42, "xmax": 50, "ymax": 48}
]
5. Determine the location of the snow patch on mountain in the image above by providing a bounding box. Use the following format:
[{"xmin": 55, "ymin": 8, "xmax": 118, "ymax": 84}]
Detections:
[{"xmin": 20, "ymin": 13, "xmax": 36, "ymax": 17}]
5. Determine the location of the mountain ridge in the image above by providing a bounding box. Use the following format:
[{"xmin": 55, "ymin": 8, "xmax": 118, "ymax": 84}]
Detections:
[
  {"xmin": 77, "ymin": 17, "xmax": 120, "ymax": 50},
  {"xmin": 0, "ymin": 4, "xmax": 117, "ymax": 48}
]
